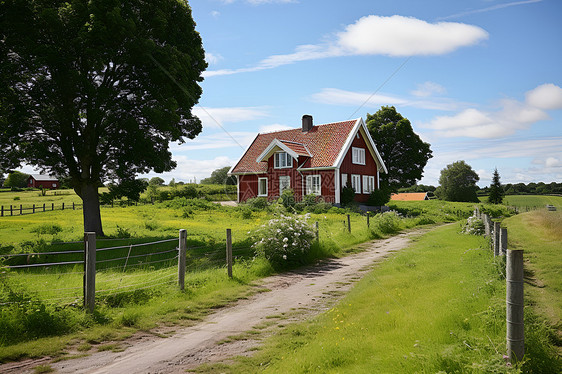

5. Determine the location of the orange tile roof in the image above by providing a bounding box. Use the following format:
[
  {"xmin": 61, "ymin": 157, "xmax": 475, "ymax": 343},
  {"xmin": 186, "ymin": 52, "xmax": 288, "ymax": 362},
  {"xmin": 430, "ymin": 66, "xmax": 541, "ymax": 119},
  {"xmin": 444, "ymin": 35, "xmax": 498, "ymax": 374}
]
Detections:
[
  {"xmin": 231, "ymin": 120, "xmax": 357, "ymax": 174},
  {"xmin": 279, "ymin": 140, "xmax": 311, "ymax": 157},
  {"xmin": 390, "ymin": 192, "xmax": 429, "ymax": 201}
]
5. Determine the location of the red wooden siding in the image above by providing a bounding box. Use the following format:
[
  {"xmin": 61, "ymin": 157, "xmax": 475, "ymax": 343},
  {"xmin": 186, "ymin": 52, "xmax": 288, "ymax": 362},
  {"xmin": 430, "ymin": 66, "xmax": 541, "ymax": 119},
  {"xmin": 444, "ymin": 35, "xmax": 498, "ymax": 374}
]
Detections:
[{"xmin": 340, "ymin": 131, "xmax": 379, "ymax": 203}]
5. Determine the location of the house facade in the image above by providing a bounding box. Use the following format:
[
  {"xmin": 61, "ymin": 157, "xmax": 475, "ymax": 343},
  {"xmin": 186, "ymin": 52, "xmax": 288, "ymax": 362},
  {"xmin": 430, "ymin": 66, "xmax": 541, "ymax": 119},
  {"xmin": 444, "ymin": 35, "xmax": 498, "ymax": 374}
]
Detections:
[
  {"xmin": 28, "ymin": 174, "xmax": 60, "ymax": 189},
  {"xmin": 229, "ymin": 116, "xmax": 387, "ymax": 204}
]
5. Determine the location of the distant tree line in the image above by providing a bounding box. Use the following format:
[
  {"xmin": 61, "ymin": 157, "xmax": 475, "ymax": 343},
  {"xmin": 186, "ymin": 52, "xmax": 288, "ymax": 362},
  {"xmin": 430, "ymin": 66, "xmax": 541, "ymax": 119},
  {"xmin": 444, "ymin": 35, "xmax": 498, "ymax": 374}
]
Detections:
[{"xmin": 399, "ymin": 181, "xmax": 562, "ymax": 196}]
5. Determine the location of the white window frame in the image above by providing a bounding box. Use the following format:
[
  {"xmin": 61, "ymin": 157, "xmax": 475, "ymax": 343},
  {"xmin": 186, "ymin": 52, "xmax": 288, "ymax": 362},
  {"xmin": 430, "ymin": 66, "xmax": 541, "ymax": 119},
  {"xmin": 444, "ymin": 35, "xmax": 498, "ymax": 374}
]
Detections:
[
  {"xmin": 274, "ymin": 152, "xmax": 293, "ymax": 169},
  {"xmin": 306, "ymin": 175, "xmax": 321, "ymax": 195},
  {"xmin": 341, "ymin": 173, "xmax": 348, "ymax": 188},
  {"xmin": 258, "ymin": 177, "xmax": 268, "ymax": 197},
  {"xmin": 362, "ymin": 175, "xmax": 376, "ymax": 194},
  {"xmin": 279, "ymin": 175, "xmax": 291, "ymax": 194},
  {"xmin": 352, "ymin": 147, "xmax": 366, "ymax": 165},
  {"xmin": 351, "ymin": 174, "xmax": 361, "ymax": 194}
]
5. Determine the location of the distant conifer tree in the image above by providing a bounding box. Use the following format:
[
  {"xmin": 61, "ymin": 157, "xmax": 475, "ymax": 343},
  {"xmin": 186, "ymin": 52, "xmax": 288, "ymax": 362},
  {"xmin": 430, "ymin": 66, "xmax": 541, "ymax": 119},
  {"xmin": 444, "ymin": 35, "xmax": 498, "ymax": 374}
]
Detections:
[{"xmin": 488, "ymin": 168, "xmax": 504, "ymax": 204}]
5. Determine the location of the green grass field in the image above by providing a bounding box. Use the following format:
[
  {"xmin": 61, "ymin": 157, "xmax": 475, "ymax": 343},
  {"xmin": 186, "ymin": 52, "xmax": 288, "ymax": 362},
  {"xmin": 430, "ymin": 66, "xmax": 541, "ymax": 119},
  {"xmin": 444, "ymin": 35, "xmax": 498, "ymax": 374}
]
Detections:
[{"xmin": 478, "ymin": 195, "xmax": 562, "ymax": 210}]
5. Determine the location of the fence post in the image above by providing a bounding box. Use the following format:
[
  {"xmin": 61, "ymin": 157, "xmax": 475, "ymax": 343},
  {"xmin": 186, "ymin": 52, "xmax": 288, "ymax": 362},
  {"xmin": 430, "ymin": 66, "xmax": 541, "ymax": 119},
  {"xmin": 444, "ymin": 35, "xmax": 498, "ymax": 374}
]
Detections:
[
  {"xmin": 500, "ymin": 228, "xmax": 508, "ymax": 256},
  {"xmin": 493, "ymin": 221, "xmax": 501, "ymax": 256},
  {"xmin": 73, "ymin": 202, "xmax": 75, "ymax": 210},
  {"xmin": 483, "ymin": 214, "xmax": 490, "ymax": 236},
  {"xmin": 20, "ymin": 204, "xmax": 22, "ymax": 215},
  {"xmin": 506, "ymin": 249, "xmax": 524, "ymax": 363},
  {"xmin": 226, "ymin": 229, "xmax": 233, "ymax": 278},
  {"xmin": 52, "ymin": 203, "xmax": 54, "ymax": 211},
  {"xmin": 1, "ymin": 206, "xmax": 3, "ymax": 217},
  {"xmin": 62, "ymin": 202, "xmax": 65, "ymax": 210},
  {"xmin": 10, "ymin": 205, "xmax": 13, "ymax": 216},
  {"xmin": 43, "ymin": 203, "xmax": 45, "ymax": 212},
  {"xmin": 367, "ymin": 212, "xmax": 370, "ymax": 228},
  {"xmin": 84, "ymin": 232, "xmax": 96, "ymax": 313},
  {"xmin": 315, "ymin": 221, "xmax": 319, "ymax": 242},
  {"xmin": 178, "ymin": 229, "xmax": 187, "ymax": 291},
  {"xmin": 33, "ymin": 204, "xmax": 35, "ymax": 214},
  {"xmin": 347, "ymin": 214, "xmax": 351, "ymax": 233}
]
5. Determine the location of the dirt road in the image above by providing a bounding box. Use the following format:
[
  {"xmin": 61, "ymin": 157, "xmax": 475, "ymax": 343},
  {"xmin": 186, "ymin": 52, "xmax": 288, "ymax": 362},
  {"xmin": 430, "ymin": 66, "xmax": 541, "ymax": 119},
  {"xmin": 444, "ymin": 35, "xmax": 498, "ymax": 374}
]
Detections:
[{"xmin": 11, "ymin": 228, "xmax": 429, "ymax": 373}]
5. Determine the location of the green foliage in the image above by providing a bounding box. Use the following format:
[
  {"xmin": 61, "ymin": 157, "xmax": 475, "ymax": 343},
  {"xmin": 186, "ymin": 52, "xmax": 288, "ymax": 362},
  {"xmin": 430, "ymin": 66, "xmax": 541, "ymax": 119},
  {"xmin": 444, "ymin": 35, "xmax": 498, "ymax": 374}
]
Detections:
[
  {"xmin": 245, "ymin": 197, "xmax": 269, "ymax": 211},
  {"xmin": 367, "ymin": 185, "xmax": 392, "ymax": 206},
  {"xmin": 108, "ymin": 179, "xmax": 149, "ymax": 202},
  {"xmin": 113, "ymin": 225, "xmax": 132, "ymax": 239},
  {"xmin": 340, "ymin": 186, "xmax": 355, "ymax": 206},
  {"xmin": 200, "ymin": 166, "xmax": 236, "ymax": 185},
  {"xmin": 0, "ymin": 0, "xmax": 207, "ymax": 235},
  {"xmin": 436, "ymin": 160, "xmax": 480, "ymax": 202},
  {"xmin": 30, "ymin": 224, "xmax": 63, "ymax": 236},
  {"xmin": 251, "ymin": 214, "xmax": 316, "ymax": 269},
  {"xmin": 149, "ymin": 177, "xmax": 165, "ymax": 187},
  {"xmin": 371, "ymin": 211, "xmax": 402, "ymax": 234},
  {"xmin": 279, "ymin": 189, "xmax": 296, "ymax": 210},
  {"xmin": 366, "ymin": 106, "xmax": 432, "ymax": 190},
  {"xmin": 488, "ymin": 168, "xmax": 504, "ymax": 204},
  {"xmin": 462, "ymin": 216, "xmax": 485, "ymax": 235},
  {"xmin": 3, "ymin": 171, "xmax": 30, "ymax": 189}
]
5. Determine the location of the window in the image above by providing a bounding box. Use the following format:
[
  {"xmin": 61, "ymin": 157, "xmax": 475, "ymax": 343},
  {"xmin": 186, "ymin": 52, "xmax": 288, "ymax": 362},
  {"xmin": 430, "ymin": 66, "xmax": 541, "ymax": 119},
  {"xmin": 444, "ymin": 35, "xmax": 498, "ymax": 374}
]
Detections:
[
  {"xmin": 351, "ymin": 174, "xmax": 361, "ymax": 193},
  {"xmin": 279, "ymin": 176, "xmax": 291, "ymax": 194},
  {"xmin": 274, "ymin": 152, "xmax": 293, "ymax": 168},
  {"xmin": 341, "ymin": 173, "xmax": 348, "ymax": 188},
  {"xmin": 362, "ymin": 175, "xmax": 376, "ymax": 194},
  {"xmin": 258, "ymin": 177, "xmax": 268, "ymax": 196},
  {"xmin": 306, "ymin": 175, "xmax": 321, "ymax": 195},
  {"xmin": 352, "ymin": 147, "xmax": 365, "ymax": 165}
]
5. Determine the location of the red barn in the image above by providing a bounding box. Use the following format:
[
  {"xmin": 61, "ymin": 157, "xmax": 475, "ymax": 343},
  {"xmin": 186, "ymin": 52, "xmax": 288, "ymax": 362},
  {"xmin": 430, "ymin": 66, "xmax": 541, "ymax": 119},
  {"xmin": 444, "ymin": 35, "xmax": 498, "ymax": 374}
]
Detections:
[
  {"xmin": 28, "ymin": 174, "xmax": 60, "ymax": 189},
  {"xmin": 229, "ymin": 115, "xmax": 387, "ymax": 204}
]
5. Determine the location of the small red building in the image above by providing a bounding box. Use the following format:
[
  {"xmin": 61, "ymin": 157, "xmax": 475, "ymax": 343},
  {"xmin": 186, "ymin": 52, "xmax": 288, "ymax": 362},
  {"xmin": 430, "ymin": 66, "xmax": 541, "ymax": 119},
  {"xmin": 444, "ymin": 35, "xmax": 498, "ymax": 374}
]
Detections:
[
  {"xmin": 28, "ymin": 174, "xmax": 60, "ymax": 189},
  {"xmin": 229, "ymin": 115, "xmax": 387, "ymax": 204}
]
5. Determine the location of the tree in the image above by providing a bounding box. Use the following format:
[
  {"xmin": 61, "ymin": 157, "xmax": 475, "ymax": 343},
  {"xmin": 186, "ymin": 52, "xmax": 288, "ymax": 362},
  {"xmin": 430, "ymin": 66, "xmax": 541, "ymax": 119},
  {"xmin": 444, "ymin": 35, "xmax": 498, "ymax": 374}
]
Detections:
[
  {"xmin": 3, "ymin": 171, "xmax": 30, "ymax": 188},
  {"xmin": 435, "ymin": 161, "xmax": 480, "ymax": 202},
  {"xmin": 149, "ymin": 177, "xmax": 166, "ymax": 187},
  {"xmin": 0, "ymin": 0, "xmax": 206, "ymax": 235},
  {"xmin": 366, "ymin": 106, "xmax": 432, "ymax": 191},
  {"xmin": 200, "ymin": 166, "xmax": 236, "ymax": 185},
  {"xmin": 487, "ymin": 168, "xmax": 504, "ymax": 204}
]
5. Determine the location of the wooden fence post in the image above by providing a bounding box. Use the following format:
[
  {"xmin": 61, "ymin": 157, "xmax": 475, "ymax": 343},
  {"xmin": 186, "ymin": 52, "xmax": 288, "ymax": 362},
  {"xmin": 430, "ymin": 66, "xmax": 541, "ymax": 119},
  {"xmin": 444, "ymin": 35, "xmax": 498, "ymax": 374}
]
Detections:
[
  {"xmin": 493, "ymin": 221, "xmax": 501, "ymax": 256},
  {"xmin": 10, "ymin": 205, "xmax": 13, "ymax": 216},
  {"xmin": 347, "ymin": 214, "xmax": 351, "ymax": 233},
  {"xmin": 73, "ymin": 202, "xmax": 75, "ymax": 210},
  {"xmin": 1, "ymin": 206, "xmax": 3, "ymax": 217},
  {"xmin": 20, "ymin": 204, "xmax": 22, "ymax": 215},
  {"xmin": 483, "ymin": 214, "xmax": 490, "ymax": 237},
  {"xmin": 178, "ymin": 229, "xmax": 187, "ymax": 291},
  {"xmin": 506, "ymin": 249, "xmax": 524, "ymax": 363},
  {"xmin": 367, "ymin": 212, "xmax": 370, "ymax": 228},
  {"xmin": 43, "ymin": 203, "xmax": 45, "ymax": 212},
  {"xmin": 500, "ymin": 228, "xmax": 508, "ymax": 256},
  {"xmin": 51, "ymin": 203, "xmax": 54, "ymax": 211},
  {"xmin": 62, "ymin": 202, "xmax": 65, "ymax": 210},
  {"xmin": 315, "ymin": 221, "xmax": 319, "ymax": 242},
  {"xmin": 33, "ymin": 204, "xmax": 35, "ymax": 214},
  {"xmin": 84, "ymin": 232, "xmax": 97, "ymax": 313},
  {"xmin": 226, "ymin": 229, "xmax": 233, "ymax": 278}
]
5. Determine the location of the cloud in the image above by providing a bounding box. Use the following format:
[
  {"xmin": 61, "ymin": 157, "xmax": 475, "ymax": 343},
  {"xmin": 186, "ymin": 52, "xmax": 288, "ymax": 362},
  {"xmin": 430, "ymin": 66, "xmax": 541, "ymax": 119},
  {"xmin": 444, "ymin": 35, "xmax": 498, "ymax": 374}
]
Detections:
[
  {"xmin": 438, "ymin": 0, "xmax": 542, "ymax": 21},
  {"xmin": 422, "ymin": 83, "xmax": 560, "ymax": 138},
  {"xmin": 525, "ymin": 83, "xmax": 562, "ymax": 110},
  {"xmin": 204, "ymin": 15, "xmax": 488, "ymax": 77},
  {"xmin": 205, "ymin": 52, "xmax": 223, "ymax": 65},
  {"xmin": 311, "ymin": 87, "xmax": 468, "ymax": 111},
  {"xmin": 411, "ymin": 81, "xmax": 446, "ymax": 97},
  {"xmin": 193, "ymin": 106, "xmax": 269, "ymax": 129},
  {"xmin": 259, "ymin": 123, "xmax": 295, "ymax": 133}
]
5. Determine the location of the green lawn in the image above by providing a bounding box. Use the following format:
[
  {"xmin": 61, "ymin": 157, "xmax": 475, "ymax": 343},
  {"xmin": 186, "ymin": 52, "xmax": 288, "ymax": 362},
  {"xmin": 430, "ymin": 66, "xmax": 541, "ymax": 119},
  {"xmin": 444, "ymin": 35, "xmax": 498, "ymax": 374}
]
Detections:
[{"xmin": 500, "ymin": 195, "xmax": 561, "ymax": 209}]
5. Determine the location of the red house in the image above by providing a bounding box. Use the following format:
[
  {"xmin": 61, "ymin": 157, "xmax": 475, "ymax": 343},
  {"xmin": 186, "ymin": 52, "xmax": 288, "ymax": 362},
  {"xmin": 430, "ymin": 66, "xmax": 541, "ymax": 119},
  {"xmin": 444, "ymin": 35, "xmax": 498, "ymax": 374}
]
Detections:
[
  {"xmin": 28, "ymin": 174, "xmax": 60, "ymax": 189},
  {"xmin": 229, "ymin": 115, "xmax": 387, "ymax": 204}
]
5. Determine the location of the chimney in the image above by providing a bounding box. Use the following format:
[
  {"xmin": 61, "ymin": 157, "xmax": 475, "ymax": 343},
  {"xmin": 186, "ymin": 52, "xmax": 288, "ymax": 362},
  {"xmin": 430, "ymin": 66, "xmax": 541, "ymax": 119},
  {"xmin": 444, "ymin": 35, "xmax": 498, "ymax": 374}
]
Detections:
[{"xmin": 302, "ymin": 114, "xmax": 313, "ymax": 132}]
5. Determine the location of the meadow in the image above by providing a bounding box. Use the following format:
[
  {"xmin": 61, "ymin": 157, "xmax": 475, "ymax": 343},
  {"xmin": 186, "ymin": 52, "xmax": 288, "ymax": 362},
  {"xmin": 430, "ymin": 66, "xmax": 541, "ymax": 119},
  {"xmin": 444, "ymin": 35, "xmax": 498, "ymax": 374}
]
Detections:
[{"xmin": 479, "ymin": 194, "xmax": 562, "ymax": 210}]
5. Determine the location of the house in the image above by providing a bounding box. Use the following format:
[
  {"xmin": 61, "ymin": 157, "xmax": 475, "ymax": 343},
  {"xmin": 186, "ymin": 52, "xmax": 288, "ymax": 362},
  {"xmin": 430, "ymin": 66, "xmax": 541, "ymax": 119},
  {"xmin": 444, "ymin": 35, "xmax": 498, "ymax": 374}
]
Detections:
[
  {"xmin": 28, "ymin": 174, "xmax": 60, "ymax": 189},
  {"xmin": 390, "ymin": 192, "xmax": 429, "ymax": 201},
  {"xmin": 229, "ymin": 115, "xmax": 387, "ymax": 204}
]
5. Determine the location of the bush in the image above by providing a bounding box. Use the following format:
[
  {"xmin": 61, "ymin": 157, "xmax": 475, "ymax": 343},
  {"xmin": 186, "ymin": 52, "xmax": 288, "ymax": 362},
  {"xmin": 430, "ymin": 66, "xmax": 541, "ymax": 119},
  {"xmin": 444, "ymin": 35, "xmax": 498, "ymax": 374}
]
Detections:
[
  {"xmin": 372, "ymin": 211, "xmax": 402, "ymax": 235},
  {"xmin": 30, "ymin": 224, "xmax": 63, "ymax": 236},
  {"xmin": 367, "ymin": 186, "xmax": 392, "ymax": 206},
  {"xmin": 245, "ymin": 197, "xmax": 269, "ymax": 211},
  {"xmin": 280, "ymin": 189, "xmax": 296, "ymax": 210},
  {"xmin": 462, "ymin": 216, "xmax": 485, "ymax": 235},
  {"xmin": 251, "ymin": 214, "xmax": 315, "ymax": 269},
  {"xmin": 340, "ymin": 186, "xmax": 355, "ymax": 206}
]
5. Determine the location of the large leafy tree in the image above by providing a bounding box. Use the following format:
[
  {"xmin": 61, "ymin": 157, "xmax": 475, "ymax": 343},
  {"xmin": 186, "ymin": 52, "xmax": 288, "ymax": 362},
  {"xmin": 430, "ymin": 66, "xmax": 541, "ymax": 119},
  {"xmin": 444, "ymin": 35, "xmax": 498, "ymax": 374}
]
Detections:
[
  {"xmin": 3, "ymin": 171, "xmax": 30, "ymax": 188},
  {"xmin": 366, "ymin": 106, "xmax": 432, "ymax": 191},
  {"xmin": 0, "ymin": 0, "xmax": 206, "ymax": 235},
  {"xmin": 436, "ymin": 160, "xmax": 480, "ymax": 202},
  {"xmin": 487, "ymin": 168, "xmax": 504, "ymax": 204}
]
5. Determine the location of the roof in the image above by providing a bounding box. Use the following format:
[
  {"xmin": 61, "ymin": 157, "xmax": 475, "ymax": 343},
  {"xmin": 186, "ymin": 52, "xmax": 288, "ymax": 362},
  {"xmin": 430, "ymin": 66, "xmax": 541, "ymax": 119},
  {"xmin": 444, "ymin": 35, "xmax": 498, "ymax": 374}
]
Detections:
[
  {"xmin": 231, "ymin": 118, "xmax": 386, "ymax": 174},
  {"xmin": 29, "ymin": 174, "xmax": 59, "ymax": 182},
  {"xmin": 390, "ymin": 192, "xmax": 428, "ymax": 201}
]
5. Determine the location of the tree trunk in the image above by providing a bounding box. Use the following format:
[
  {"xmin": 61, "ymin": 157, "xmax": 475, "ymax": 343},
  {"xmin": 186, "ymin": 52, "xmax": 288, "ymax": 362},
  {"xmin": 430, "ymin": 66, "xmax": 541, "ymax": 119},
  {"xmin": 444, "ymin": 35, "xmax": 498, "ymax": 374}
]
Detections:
[{"xmin": 78, "ymin": 183, "xmax": 104, "ymax": 236}]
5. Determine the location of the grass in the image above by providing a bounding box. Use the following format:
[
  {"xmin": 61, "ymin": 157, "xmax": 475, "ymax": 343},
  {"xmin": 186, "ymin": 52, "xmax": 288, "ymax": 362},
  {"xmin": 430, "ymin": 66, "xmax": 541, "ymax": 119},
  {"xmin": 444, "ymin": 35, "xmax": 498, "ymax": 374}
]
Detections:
[
  {"xmin": 488, "ymin": 195, "xmax": 562, "ymax": 210},
  {"xmin": 503, "ymin": 210, "xmax": 562, "ymax": 335},
  {"xmin": 196, "ymin": 224, "xmax": 515, "ymax": 373}
]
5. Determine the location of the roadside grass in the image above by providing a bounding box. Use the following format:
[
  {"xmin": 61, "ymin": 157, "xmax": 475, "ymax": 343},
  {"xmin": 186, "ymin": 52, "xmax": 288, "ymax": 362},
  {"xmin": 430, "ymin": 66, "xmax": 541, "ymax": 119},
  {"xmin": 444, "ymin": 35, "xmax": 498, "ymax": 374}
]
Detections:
[
  {"xmin": 195, "ymin": 224, "xmax": 515, "ymax": 373},
  {"xmin": 503, "ymin": 210, "xmax": 562, "ymax": 350}
]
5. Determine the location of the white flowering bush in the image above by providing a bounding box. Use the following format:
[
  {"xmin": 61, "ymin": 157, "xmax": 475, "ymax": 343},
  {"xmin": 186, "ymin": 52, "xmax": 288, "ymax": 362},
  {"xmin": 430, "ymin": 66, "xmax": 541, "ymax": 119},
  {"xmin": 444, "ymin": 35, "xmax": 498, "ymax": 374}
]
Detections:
[
  {"xmin": 462, "ymin": 215, "xmax": 485, "ymax": 235},
  {"xmin": 251, "ymin": 213, "xmax": 315, "ymax": 268}
]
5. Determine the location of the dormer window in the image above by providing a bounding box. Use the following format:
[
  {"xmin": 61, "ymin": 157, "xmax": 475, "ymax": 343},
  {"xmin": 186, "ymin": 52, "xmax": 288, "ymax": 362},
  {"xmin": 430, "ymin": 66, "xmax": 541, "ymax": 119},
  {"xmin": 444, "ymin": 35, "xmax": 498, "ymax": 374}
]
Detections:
[{"xmin": 274, "ymin": 152, "xmax": 293, "ymax": 168}]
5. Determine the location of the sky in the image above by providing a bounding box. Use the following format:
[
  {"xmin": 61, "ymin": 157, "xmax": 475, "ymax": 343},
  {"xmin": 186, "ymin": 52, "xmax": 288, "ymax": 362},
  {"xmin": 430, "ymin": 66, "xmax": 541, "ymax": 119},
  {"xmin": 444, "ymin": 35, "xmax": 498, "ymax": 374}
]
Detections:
[{"xmin": 23, "ymin": 0, "xmax": 562, "ymax": 187}]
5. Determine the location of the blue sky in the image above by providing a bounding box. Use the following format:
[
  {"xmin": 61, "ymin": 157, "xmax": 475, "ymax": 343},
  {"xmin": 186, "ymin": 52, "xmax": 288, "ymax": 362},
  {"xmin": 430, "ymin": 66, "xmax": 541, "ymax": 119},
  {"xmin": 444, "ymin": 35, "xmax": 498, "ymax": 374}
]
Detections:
[{"xmin": 25, "ymin": 0, "xmax": 562, "ymax": 187}]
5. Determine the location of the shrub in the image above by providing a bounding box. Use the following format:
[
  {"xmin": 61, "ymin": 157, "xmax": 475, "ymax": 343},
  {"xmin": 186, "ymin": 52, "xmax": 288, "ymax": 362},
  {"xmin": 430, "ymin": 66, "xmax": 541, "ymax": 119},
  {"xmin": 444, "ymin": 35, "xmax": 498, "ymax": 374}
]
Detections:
[
  {"xmin": 280, "ymin": 189, "xmax": 296, "ymax": 210},
  {"xmin": 462, "ymin": 216, "xmax": 485, "ymax": 235},
  {"xmin": 114, "ymin": 225, "xmax": 132, "ymax": 239},
  {"xmin": 372, "ymin": 211, "xmax": 402, "ymax": 235},
  {"xmin": 246, "ymin": 197, "xmax": 269, "ymax": 211},
  {"xmin": 367, "ymin": 186, "xmax": 392, "ymax": 206},
  {"xmin": 30, "ymin": 224, "xmax": 63, "ymax": 236},
  {"xmin": 251, "ymin": 214, "xmax": 315, "ymax": 269},
  {"xmin": 340, "ymin": 186, "xmax": 355, "ymax": 206}
]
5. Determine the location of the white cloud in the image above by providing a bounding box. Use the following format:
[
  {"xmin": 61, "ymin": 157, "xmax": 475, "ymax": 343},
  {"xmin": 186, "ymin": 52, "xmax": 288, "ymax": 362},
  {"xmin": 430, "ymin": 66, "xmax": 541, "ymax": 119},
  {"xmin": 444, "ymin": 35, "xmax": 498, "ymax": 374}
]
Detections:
[
  {"xmin": 210, "ymin": 10, "xmax": 220, "ymax": 18},
  {"xmin": 259, "ymin": 123, "xmax": 295, "ymax": 133},
  {"xmin": 525, "ymin": 83, "xmax": 562, "ymax": 110},
  {"xmin": 545, "ymin": 156, "xmax": 562, "ymax": 168},
  {"xmin": 438, "ymin": 0, "xmax": 542, "ymax": 21},
  {"xmin": 204, "ymin": 15, "xmax": 488, "ymax": 77},
  {"xmin": 411, "ymin": 81, "xmax": 446, "ymax": 97},
  {"xmin": 205, "ymin": 52, "xmax": 223, "ymax": 65},
  {"xmin": 193, "ymin": 106, "xmax": 269, "ymax": 129},
  {"xmin": 422, "ymin": 83, "xmax": 560, "ymax": 138},
  {"xmin": 311, "ymin": 87, "xmax": 467, "ymax": 111}
]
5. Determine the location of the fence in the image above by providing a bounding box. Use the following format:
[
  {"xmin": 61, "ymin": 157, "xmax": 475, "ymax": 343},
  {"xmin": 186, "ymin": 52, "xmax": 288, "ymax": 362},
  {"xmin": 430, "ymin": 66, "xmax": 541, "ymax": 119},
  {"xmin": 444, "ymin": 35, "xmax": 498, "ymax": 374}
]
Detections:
[
  {"xmin": 0, "ymin": 202, "xmax": 83, "ymax": 216},
  {"xmin": 473, "ymin": 207, "xmax": 524, "ymax": 363}
]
